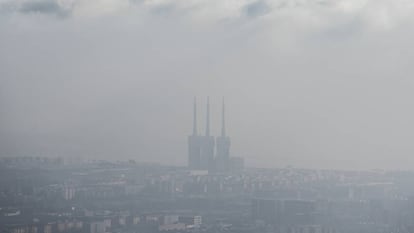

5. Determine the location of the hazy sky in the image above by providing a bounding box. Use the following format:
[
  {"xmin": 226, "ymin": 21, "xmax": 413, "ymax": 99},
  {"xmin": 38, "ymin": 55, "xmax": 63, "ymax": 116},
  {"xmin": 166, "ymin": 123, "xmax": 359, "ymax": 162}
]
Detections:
[{"xmin": 2, "ymin": 0, "xmax": 414, "ymax": 170}]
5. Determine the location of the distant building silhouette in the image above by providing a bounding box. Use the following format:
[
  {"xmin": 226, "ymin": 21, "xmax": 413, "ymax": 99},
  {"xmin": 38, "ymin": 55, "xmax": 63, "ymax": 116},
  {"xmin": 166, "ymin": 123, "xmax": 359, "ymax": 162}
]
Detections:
[
  {"xmin": 199, "ymin": 97, "xmax": 215, "ymax": 171},
  {"xmin": 188, "ymin": 98, "xmax": 201, "ymax": 169},
  {"xmin": 188, "ymin": 97, "xmax": 234, "ymax": 173},
  {"xmin": 215, "ymin": 98, "xmax": 230, "ymax": 172}
]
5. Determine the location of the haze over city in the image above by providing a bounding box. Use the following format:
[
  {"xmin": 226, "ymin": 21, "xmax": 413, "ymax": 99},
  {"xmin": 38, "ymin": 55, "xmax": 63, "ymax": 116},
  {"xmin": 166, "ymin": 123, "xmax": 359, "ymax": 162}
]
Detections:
[
  {"xmin": 6, "ymin": 1, "xmax": 414, "ymax": 233},
  {"xmin": 2, "ymin": 0, "xmax": 414, "ymax": 169}
]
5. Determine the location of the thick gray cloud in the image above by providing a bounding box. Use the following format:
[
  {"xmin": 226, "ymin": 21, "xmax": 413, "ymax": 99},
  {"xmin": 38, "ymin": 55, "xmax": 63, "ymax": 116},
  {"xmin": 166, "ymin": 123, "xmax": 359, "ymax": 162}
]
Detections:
[
  {"xmin": 2, "ymin": 0, "xmax": 414, "ymax": 170},
  {"xmin": 244, "ymin": 1, "xmax": 271, "ymax": 18},
  {"xmin": 19, "ymin": 0, "xmax": 70, "ymax": 17}
]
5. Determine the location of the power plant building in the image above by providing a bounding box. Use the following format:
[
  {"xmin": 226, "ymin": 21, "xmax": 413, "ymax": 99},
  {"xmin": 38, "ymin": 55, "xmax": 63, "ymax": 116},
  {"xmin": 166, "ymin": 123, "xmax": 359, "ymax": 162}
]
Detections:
[{"xmin": 188, "ymin": 97, "xmax": 232, "ymax": 172}]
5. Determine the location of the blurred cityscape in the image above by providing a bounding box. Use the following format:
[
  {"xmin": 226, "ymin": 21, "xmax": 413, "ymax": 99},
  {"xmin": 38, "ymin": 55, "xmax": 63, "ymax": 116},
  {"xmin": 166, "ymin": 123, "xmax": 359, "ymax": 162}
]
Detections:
[
  {"xmin": 2, "ymin": 156, "xmax": 414, "ymax": 233},
  {"xmin": 3, "ymin": 100, "xmax": 414, "ymax": 233},
  {"xmin": 3, "ymin": 0, "xmax": 414, "ymax": 232}
]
